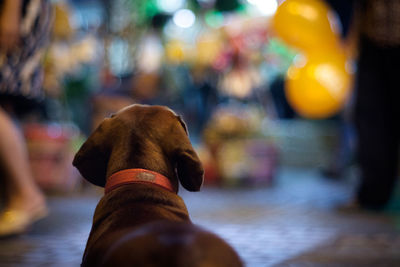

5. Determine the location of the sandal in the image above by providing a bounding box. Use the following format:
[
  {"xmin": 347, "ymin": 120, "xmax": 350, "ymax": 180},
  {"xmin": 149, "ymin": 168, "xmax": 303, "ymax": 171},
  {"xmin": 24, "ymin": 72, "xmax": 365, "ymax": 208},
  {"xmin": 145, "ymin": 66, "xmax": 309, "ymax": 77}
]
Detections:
[{"xmin": 0, "ymin": 205, "xmax": 48, "ymax": 238}]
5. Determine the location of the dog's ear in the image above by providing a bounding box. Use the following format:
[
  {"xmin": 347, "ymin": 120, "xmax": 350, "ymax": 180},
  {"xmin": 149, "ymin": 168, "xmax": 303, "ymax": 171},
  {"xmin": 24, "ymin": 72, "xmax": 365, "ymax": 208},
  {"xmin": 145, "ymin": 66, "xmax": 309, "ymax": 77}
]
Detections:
[
  {"xmin": 177, "ymin": 115, "xmax": 188, "ymax": 134},
  {"xmin": 174, "ymin": 116, "xmax": 204, "ymax": 192},
  {"xmin": 73, "ymin": 121, "xmax": 111, "ymax": 187}
]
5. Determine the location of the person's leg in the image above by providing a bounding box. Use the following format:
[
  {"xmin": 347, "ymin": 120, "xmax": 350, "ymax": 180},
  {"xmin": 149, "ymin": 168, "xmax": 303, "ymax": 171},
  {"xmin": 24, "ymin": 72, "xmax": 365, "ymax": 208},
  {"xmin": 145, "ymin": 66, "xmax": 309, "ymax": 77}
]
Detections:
[
  {"xmin": 354, "ymin": 40, "xmax": 399, "ymax": 209},
  {"xmin": 382, "ymin": 45, "xmax": 400, "ymax": 208},
  {"xmin": 355, "ymin": 112, "xmax": 398, "ymax": 208},
  {"xmin": 0, "ymin": 107, "xmax": 47, "ymax": 235}
]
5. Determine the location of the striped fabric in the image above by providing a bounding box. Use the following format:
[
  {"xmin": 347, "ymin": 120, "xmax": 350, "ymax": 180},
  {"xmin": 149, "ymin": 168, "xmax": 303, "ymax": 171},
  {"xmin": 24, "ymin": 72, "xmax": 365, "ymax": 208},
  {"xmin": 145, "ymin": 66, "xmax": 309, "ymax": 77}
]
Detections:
[{"xmin": 0, "ymin": 0, "xmax": 52, "ymax": 100}]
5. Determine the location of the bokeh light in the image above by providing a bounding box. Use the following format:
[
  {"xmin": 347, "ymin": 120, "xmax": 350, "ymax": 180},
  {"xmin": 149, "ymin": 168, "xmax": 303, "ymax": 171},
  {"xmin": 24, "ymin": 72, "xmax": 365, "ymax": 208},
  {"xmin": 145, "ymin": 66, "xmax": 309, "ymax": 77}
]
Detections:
[
  {"xmin": 247, "ymin": 0, "xmax": 278, "ymax": 16},
  {"xmin": 173, "ymin": 9, "xmax": 196, "ymax": 28}
]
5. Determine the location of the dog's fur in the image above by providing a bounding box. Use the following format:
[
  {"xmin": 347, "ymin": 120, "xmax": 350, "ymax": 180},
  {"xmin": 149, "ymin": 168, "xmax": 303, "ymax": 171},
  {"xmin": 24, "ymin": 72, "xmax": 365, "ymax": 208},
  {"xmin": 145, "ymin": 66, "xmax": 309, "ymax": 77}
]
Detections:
[{"xmin": 73, "ymin": 104, "xmax": 242, "ymax": 267}]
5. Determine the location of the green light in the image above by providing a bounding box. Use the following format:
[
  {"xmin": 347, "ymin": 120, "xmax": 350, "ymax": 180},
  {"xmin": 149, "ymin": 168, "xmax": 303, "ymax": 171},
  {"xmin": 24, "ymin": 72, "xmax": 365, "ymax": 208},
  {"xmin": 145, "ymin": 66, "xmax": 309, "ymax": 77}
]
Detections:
[{"xmin": 205, "ymin": 10, "xmax": 224, "ymax": 28}]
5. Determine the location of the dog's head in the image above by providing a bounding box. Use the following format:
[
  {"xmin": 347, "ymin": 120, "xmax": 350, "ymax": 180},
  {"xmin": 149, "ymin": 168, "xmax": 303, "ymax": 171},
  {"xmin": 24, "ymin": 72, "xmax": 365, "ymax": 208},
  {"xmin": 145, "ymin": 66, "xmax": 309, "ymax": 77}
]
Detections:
[{"xmin": 73, "ymin": 104, "xmax": 204, "ymax": 192}]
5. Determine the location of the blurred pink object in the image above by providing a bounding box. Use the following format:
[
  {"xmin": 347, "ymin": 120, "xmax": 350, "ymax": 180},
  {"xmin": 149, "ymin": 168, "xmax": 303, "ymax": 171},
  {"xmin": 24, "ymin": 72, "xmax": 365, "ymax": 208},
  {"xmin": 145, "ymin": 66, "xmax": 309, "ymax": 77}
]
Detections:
[{"xmin": 24, "ymin": 123, "xmax": 81, "ymax": 193}]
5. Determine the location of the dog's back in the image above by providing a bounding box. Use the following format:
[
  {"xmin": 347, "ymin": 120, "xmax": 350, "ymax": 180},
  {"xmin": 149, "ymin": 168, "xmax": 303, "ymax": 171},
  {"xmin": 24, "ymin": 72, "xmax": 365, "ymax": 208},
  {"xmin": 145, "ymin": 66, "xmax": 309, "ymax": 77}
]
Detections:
[
  {"xmin": 82, "ymin": 184, "xmax": 242, "ymax": 267},
  {"xmin": 101, "ymin": 221, "xmax": 242, "ymax": 267}
]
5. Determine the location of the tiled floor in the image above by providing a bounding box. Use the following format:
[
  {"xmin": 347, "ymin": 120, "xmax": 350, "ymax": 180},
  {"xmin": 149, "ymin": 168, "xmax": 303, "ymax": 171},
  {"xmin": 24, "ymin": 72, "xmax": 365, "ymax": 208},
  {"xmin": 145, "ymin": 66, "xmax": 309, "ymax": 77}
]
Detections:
[{"xmin": 0, "ymin": 167, "xmax": 399, "ymax": 266}]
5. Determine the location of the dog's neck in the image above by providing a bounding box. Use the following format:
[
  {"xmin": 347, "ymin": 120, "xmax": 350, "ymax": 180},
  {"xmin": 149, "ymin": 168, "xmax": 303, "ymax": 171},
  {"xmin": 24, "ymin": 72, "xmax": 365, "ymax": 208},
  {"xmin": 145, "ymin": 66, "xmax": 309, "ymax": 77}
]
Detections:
[
  {"xmin": 105, "ymin": 169, "xmax": 175, "ymax": 194},
  {"xmin": 105, "ymin": 141, "xmax": 180, "ymax": 192}
]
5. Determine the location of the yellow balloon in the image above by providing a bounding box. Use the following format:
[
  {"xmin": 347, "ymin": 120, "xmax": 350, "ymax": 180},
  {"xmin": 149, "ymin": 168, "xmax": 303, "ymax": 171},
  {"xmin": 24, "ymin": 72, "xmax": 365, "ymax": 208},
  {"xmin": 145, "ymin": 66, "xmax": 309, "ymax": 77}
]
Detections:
[
  {"xmin": 273, "ymin": 0, "xmax": 340, "ymax": 51},
  {"xmin": 285, "ymin": 50, "xmax": 353, "ymax": 119}
]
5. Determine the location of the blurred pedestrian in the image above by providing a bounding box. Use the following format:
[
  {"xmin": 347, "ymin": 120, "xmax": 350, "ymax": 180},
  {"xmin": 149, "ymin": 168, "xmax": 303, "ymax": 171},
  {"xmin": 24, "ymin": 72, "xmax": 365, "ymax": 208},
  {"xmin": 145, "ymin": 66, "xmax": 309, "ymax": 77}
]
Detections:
[
  {"xmin": 0, "ymin": 0, "xmax": 52, "ymax": 236},
  {"xmin": 350, "ymin": 0, "xmax": 400, "ymax": 210}
]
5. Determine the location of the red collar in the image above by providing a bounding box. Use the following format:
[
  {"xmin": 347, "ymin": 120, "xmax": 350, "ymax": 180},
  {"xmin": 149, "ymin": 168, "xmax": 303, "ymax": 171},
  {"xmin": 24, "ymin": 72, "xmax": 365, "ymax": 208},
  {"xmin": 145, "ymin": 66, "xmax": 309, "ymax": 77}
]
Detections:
[{"xmin": 104, "ymin": 169, "xmax": 175, "ymax": 194}]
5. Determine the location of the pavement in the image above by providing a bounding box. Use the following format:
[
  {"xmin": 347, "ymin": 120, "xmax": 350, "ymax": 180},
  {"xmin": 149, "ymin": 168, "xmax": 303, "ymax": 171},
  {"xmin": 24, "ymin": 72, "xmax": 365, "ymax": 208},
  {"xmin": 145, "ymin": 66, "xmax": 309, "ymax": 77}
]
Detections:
[{"xmin": 0, "ymin": 167, "xmax": 399, "ymax": 267}]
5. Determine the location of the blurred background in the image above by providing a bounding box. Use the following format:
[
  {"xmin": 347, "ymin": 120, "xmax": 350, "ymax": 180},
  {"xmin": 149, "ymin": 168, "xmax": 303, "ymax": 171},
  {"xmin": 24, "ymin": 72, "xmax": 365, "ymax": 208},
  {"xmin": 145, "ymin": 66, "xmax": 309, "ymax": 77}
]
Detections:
[
  {"xmin": 1, "ymin": 0, "xmax": 400, "ymax": 266},
  {"xmin": 21, "ymin": 0, "xmax": 356, "ymax": 190}
]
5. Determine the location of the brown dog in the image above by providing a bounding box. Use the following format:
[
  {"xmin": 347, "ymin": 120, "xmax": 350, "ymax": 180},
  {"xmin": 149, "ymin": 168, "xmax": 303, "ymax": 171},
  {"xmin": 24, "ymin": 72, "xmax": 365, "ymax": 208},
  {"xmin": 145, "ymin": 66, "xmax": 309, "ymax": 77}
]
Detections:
[{"xmin": 73, "ymin": 104, "xmax": 243, "ymax": 267}]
